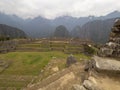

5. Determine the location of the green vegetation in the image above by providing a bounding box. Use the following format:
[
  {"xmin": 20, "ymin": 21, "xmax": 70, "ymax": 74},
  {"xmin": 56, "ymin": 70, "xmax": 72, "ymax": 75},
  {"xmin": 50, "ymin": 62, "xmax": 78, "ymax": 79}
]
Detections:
[
  {"xmin": 83, "ymin": 44, "xmax": 96, "ymax": 55},
  {"xmin": 17, "ymin": 41, "xmax": 85, "ymax": 54},
  {"xmin": 0, "ymin": 75, "xmax": 34, "ymax": 90},
  {"xmin": 0, "ymin": 51, "xmax": 90, "ymax": 75},
  {"xmin": 0, "ymin": 39, "xmax": 92, "ymax": 90},
  {"xmin": 53, "ymin": 25, "xmax": 70, "ymax": 38},
  {"xmin": 0, "ymin": 35, "xmax": 10, "ymax": 41},
  {"xmin": 0, "ymin": 52, "xmax": 64, "ymax": 75}
]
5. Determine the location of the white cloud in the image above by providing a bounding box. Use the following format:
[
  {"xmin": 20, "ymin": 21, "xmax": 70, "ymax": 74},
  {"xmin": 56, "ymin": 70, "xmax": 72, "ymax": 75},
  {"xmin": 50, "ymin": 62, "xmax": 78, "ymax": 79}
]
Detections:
[{"xmin": 0, "ymin": 0, "xmax": 120, "ymax": 19}]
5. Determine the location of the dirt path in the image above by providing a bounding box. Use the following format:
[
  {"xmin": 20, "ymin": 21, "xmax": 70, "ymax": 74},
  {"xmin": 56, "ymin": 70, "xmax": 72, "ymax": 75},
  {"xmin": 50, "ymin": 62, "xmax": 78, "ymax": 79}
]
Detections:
[
  {"xmin": 96, "ymin": 75, "xmax": 120, "ymax": 90},
  {"xmin": 25, "ymin": 63, "xmax": 85, "ymax": 90}
]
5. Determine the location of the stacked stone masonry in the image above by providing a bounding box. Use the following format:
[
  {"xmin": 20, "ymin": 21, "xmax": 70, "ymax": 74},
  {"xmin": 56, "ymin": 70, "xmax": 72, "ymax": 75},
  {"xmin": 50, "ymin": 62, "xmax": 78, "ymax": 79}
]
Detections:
[{"xmin": 100, "ymin": 19, "xmax": 120, "ymax": 57}]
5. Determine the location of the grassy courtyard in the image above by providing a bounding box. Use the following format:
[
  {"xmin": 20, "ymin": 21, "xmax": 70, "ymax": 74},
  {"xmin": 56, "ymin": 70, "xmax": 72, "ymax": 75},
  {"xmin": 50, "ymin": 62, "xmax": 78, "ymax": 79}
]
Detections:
[
  {"xmin": 0, "ymin": 39, "xmax": 92, "ymax": 90},
  {"xmin": 0, "ymin": 51, "xmax": 90, "ymax": 75}
]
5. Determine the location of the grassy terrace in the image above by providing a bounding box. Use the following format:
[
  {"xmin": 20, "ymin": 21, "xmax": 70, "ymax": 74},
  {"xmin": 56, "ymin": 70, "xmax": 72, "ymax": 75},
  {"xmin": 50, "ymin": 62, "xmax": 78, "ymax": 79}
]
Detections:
[
  {"xmin": 0, "ymin": 39, "xmax": 92, "ymax": 90},
  {"xmin": 17, "ymin": 41, "xmax": 85, "ymax": 54},
  {"xmin": 0, "ymin": 51, "xmax": 90, "ymax": 75},
  {"xmin": 0, "ymin": 51, "xmax": 90, "ymax": 90}
]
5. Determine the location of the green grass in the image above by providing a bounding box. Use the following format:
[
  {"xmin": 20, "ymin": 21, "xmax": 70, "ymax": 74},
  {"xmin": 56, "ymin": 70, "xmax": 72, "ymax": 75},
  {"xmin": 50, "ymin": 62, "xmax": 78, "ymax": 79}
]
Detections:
[
  {"xmin": 0, "ymin": 51, "xmax": 90, "ymax": 75},
  {"xmin": 0, "ymin": 39, "xmax": 93, "ymax": 89},
  {"xmin": 18, "ymin": 44, "xmax": 41, "ymax": 48},
  {"xmin": 0, "ymin": 51, "xmax": 65, "ymax": 75}
]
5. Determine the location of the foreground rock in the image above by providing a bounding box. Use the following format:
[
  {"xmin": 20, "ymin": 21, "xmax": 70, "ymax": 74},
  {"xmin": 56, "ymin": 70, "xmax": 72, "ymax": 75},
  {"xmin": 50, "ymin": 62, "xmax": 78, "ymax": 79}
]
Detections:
[
  {"xmin": 83, "ymin": 80, "xmax": 98, "ymax": 90},
  {"xmin": 73, "ymin": 76, "xmax": 102, "ymax": 90},
  {"xmin": 93, "ymin": 56, "xmax": 120, "ymax": 74},
  {"xmin": 72, "ymin": 84, "xmax": 86, "ymax": 90},
  {"xmin": 66, "ymin": 55, "xmax": 77, "ymax": 67}
]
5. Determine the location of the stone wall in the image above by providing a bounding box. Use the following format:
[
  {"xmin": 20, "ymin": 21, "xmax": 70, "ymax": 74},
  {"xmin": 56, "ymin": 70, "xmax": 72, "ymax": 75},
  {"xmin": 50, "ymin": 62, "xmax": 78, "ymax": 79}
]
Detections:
[{"xmin": 99, "ymin": 19, "xmax": 120, "ymax": 57}]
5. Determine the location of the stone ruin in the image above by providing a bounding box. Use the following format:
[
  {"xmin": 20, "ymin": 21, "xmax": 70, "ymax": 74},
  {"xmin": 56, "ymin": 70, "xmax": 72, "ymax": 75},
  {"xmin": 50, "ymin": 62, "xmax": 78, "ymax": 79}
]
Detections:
[
  {"xmin": 99, "ymin": 19, "xmax": 120, "ymax": 57},
  {"xmin": 72, "ymin": 19, "xmax": 120, "ymax": 90}
]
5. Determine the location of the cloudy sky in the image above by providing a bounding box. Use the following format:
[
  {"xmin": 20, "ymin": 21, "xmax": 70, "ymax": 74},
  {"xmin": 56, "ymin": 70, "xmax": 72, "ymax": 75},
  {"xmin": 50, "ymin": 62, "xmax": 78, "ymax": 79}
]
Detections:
[{"xmin": 0, "ymin": 0, "xmax": 120, "ymax": 19}]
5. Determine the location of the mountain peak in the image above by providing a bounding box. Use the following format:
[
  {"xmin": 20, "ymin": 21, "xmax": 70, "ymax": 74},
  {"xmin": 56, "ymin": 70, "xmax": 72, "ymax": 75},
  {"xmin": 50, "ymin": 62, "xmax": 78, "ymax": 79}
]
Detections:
[{"xmin": 106, "ymin": 10, "xmax": 120, "ymax": 18}]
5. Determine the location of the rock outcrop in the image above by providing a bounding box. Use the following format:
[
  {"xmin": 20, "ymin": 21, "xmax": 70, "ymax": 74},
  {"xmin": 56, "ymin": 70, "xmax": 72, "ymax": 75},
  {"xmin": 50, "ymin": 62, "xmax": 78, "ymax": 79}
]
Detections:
[
  {"xmin": 99, "ymin": 19, "xmax": 120, "ymax": 57},
  {"xmin": 66, "ymin": 55, "xmax": 77, "ymax": 67},
  {"xmin": 73, "ymin": 76, "xmax": 102, "ymax": 90}
]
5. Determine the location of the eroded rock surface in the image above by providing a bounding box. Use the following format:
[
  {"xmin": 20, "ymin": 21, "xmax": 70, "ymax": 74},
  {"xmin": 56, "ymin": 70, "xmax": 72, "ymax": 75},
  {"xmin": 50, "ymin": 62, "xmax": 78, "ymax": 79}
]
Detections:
[
  {"xmin": 66, "ymin": 55, "xmax": 77, "ymax": 67},
  {"xmin": 93, "ymin": 56, "xmax": 120, "ymax": 74},
  {"xmin": 72, "ymin": 84, "xmax": 86, "ymax": 90}
]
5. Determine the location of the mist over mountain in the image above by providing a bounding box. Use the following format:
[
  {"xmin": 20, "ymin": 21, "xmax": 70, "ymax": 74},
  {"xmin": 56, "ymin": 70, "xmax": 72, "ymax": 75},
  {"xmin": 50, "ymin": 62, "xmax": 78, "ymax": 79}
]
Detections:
[
  {"xmin": 0, "ymin": 11, "xmax": 120, "ymax": 43},
  {"xmin": 23, "ymin": 16, "xmax": 54, "ymax": 38},
  {"xmin": 101, "ymin": 11, "xmax": 120, "ymax": 19},
  {"xmin": 71, "ymin": 18, "xmax": 116, "ymax": 43},
  {"xmin": 0, "ymin": 13, "xmax": 23, "ymax": 28}
]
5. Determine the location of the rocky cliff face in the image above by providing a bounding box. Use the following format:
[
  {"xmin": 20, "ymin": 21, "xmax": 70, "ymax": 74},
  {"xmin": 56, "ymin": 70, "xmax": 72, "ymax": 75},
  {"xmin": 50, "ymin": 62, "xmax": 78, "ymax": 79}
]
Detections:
[
  {"xmin": 0, "ymin": 24, "xmax": 27, "ymax": 38},
  {"xmin": 99, "ymin": 19, "xmax": 120, "ymax": 57}
]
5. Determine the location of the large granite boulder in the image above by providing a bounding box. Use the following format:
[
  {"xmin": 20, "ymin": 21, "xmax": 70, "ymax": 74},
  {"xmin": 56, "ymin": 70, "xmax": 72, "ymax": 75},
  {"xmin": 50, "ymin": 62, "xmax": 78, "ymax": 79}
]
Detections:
[
  {"xmin": 74, "ymin": 76, "xmax": 102, "ymax": 90},
  {"xmin": 83, "ymin": 80, "xmax": 98, "ymax": 90},
  {"xmin": 93, "ymin": 56, "xmax": 120, "ymax": 74}
]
